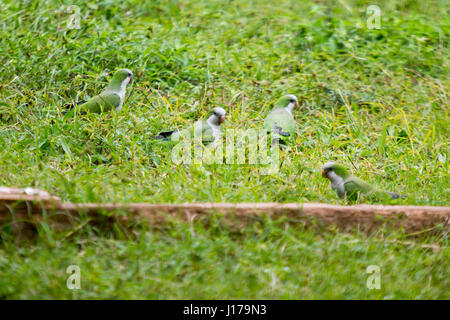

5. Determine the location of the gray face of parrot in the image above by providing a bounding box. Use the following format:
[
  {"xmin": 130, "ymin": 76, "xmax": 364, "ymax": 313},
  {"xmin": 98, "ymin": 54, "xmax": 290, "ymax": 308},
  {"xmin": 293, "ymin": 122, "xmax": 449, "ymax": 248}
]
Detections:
[{"xmin": 211, "ymin": 107, "xmax": 226, "ymax": 125}]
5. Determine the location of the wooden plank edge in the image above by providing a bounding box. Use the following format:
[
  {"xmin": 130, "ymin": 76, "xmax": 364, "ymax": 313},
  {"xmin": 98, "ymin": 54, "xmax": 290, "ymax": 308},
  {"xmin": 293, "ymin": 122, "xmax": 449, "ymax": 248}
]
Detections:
[{"xmin": 1, "ymin": 201, "xmax": 449, "ymax": 234}]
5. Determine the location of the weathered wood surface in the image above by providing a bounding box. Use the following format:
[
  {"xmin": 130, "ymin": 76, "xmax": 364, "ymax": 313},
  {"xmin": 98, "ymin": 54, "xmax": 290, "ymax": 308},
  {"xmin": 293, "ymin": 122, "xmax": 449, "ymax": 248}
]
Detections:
[{"xmin": 1, "ymin": 187, "xmax": 449, "ymax": 234}]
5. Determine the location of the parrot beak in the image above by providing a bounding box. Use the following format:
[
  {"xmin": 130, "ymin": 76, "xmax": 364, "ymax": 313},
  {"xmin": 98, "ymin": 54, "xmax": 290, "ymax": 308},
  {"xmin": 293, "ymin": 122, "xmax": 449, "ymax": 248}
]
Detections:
[
  {"xmin": 130, "ymin": 75, "xmax": 134, "ymax": 84},
  {"xmin": 295, "ymin": 101, "xmax": 299, "ymax": 108},
  {"xmin": 321, "ymin": 170, "xmax": 327, "ymax": 178},
  {"xmin": 220, "ymin": 115, "xmax": 226, "ymax": 124}
]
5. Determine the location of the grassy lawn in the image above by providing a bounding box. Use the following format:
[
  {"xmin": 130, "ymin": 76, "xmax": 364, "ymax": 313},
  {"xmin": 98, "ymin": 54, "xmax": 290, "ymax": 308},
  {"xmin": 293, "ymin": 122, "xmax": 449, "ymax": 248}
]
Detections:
[
  {"xmin": 0, "ymin": 220, "xmax": 448, "ymax": 299},
  {"xmin": 0, "ymin": 0, "xmax": 448, "ymax": 299}
]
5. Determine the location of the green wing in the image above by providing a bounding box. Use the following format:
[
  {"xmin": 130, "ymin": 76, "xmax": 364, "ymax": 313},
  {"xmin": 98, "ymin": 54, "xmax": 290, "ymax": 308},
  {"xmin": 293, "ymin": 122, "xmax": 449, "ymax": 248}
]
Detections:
[
  {"xmin": 342, "ymin": 180, "xmax": 363, "ymax": 200},
  {"xmin": 344, "ymin": 177, "xmax": 375, "ymax": 200},
  {"xmin": 263, "ymin": 108, "xmax": 296, "ymax": 135},
  {"xmin": 78, "ymin": 93, "xmax": 120, "ymax": 114}
]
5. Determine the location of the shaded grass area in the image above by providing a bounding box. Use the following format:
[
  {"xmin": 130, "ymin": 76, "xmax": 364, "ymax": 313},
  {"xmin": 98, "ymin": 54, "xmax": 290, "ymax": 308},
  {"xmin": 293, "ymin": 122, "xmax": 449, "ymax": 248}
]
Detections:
[
  {"xmin": 0, "ymin": 0, "xmax": 448, "ymax": 299},
  {"xmin": 0, "ymin": 219, "xmax": 448, "ymax": 299}
]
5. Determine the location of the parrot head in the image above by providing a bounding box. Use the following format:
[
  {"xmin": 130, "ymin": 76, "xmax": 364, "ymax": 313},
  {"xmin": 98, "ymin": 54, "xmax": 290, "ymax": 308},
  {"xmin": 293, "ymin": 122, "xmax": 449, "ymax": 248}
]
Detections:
[
  {"xmin": 275, "ymin": 94, "xmax": 299, "ymax": 110},
  {"xmin": 322, "ymin": 162, "xmax": 351, "ymax": 180},
  {"xmin": 210, "ymin": 107, "xmax": 226, "ymax": 124},
  {"xmin": 112, "ymin": 68, "xmax": 134, "ymax": 85}
]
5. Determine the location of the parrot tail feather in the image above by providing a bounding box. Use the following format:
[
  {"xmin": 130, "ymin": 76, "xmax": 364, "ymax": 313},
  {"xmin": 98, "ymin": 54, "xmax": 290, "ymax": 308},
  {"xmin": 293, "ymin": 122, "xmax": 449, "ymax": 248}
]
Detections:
[
  {"xmin": 62, "ymin": 110, "xmax": 87, "ymax": 115},
  {"xmin": 151, "ymin": 130, "xmax": 177, "ymax": 141},
  {"xmin": 273, "ymin": 125, "xmax": 290, "ymax": 137},
  {"xmin": 386, "ymin": 191, "xmax": 406, "ymax": 199},
  {"xmin": 269, "ymin": 125, "xmax": 290, "ymax": 137},
  {"xmin": 62, "ymin": 100, "xmax": 87, "ymax": 115},
  {"xmin": 151, "ymin": 136, "xmax": 170, "ymax": 141},
  {"xmin": 62, "ymin": 100, "xmax": 86, "ymax": 110}
]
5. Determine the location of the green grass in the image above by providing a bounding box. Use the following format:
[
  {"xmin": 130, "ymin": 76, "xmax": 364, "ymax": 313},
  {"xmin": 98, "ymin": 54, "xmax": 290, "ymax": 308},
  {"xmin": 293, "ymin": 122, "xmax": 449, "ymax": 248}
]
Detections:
[
  {"xmin": 1, "ymin": 220, "xmax": 448, "ymax": 299},
  {"xmin": 0, "ymin": 0, "xmax": 448, "ymax": 299}
]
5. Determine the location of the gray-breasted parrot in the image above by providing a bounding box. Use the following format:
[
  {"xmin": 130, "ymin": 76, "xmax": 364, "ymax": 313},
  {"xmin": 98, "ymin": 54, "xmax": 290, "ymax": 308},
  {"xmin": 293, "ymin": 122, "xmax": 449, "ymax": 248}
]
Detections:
[
  {"xmin": 322, "ymin": 162, "xmax": 405, "ymax": 201},
  {"xmin": 263, "ymin": 94, "xmax": 298, "ymax": 142},
  {"xmin": 154, "ymin": 107, "xmax": 226, "ymax": 145},
  {"xmin": 64, "ymin": 69, "xmax": 133, "ymax": 115}
]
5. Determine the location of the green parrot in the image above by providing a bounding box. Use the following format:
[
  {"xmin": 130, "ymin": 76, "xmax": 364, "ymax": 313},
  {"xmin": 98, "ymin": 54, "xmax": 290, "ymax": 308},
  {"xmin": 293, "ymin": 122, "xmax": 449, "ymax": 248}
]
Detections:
[
  {"xmin": 321, "ymin": 162, "xmax": 406, "ymax": 201},
  {"xmin": 263, "ymin": 94, "xmax": 298, "ymax": 142},
  {"xmin": 154, "ymin": 107, "xmax": 226, "ymax": 145},
  {"xmin": 64, "ymin": 69, "xmax": 133, "ymax": 115}
]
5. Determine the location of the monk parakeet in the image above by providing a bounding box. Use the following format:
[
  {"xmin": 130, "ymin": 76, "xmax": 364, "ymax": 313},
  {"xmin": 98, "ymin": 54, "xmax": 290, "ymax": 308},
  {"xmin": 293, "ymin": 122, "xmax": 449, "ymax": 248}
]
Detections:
[
  {"xmin": 263, "ymin": 94, "xmax": 298, "ymax": 142},
  {"xmin": 154, "ymin": 107, "xmax": 226, "ymax": 145},
  {"xmin": 322, "ymin": 162, "xmax": 406, "ymax": 201},
  {"xmin": 63, "ymin": 69, "xmax": 133, "ymax": 115}
]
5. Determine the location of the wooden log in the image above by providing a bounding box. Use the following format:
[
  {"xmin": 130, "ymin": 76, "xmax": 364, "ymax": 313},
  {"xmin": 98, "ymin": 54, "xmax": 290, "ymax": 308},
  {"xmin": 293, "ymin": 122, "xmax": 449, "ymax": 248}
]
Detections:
[
  {"xmin": 58, "ymin": 202, "xmax": 450, "ymax": 233},
  {"xmin": 1, "ymin": 187, "xmax": 449, "ymax": 234}
]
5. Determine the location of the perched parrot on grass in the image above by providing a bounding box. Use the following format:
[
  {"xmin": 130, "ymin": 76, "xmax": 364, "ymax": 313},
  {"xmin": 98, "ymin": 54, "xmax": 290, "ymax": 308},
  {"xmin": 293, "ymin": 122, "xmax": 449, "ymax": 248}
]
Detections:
[
  {"xmin": 321, "ymin": 162, "xmax": 406, "ymax": 201},
  {"xmin": 154, "ymin": 107, "xmax": 226, "ymax": 145},
  {"xmin": 263, "ymin": 94, "xmax": 298, "ymax": 143},
  {"xmin": 63, "ymin": 69, "xmax": 133, "ymax": 115}
]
